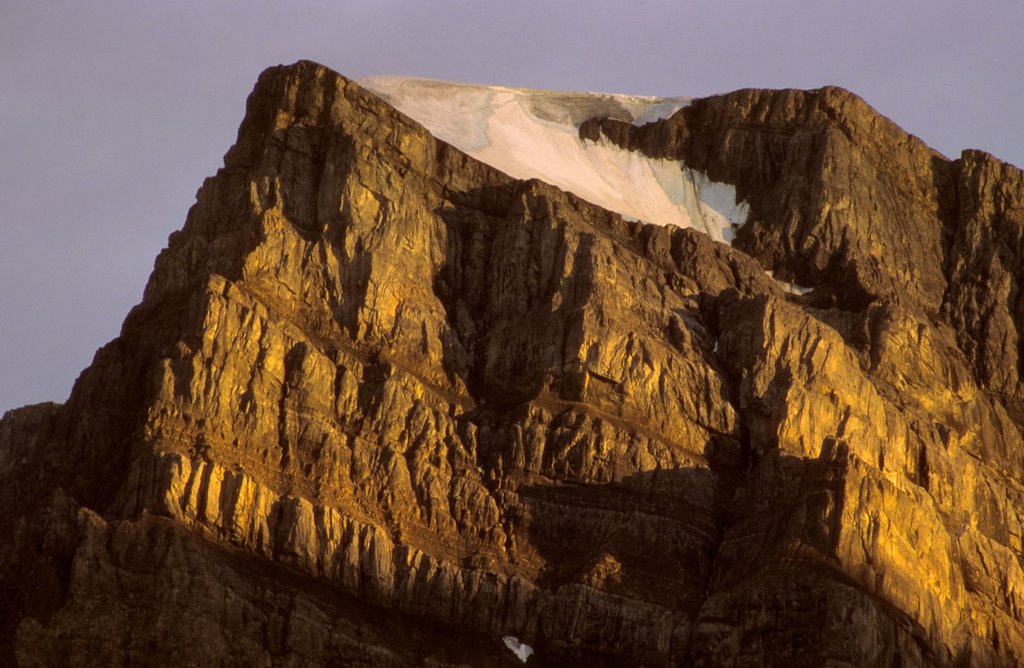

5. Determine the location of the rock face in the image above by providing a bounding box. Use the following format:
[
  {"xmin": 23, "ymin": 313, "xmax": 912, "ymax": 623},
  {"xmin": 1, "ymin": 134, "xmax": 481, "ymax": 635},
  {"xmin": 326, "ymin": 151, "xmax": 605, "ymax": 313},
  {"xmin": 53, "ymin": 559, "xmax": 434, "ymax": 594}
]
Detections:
[{"xmin": 3, "ymin": 60, "xmax": 1024, "ymax": 666}]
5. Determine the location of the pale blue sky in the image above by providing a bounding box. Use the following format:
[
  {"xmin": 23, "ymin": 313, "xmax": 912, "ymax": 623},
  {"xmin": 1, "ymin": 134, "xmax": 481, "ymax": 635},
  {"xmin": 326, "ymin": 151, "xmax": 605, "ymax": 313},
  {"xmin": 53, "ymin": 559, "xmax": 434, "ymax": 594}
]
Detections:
[{"xmin": 3, "ymin": 0, "xmax": 1023, "ymax": 412}]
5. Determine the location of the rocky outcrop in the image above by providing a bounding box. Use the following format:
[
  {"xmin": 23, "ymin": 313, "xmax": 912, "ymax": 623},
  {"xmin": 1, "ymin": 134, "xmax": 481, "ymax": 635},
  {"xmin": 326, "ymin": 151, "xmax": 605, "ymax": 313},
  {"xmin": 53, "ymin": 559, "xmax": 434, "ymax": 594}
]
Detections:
[
  {"xmin": 945, "ymin": 151, "xmax": 1024, "ymax": 412},
  {"xmin": 581, "ymin": 87, "xmax": 955, "ymax": 314},
  {"xmin": 4, "ymin": 60, "xmax": 1024, "ymax": 666}
]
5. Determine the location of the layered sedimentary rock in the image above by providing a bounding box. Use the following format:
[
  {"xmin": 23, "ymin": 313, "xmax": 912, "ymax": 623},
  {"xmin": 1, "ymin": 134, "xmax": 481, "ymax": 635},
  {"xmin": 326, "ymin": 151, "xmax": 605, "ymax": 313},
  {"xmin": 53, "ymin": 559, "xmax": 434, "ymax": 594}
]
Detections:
[{"xmin": 3, "ymin": 60, "xmax": 1024, "ymax": 666}]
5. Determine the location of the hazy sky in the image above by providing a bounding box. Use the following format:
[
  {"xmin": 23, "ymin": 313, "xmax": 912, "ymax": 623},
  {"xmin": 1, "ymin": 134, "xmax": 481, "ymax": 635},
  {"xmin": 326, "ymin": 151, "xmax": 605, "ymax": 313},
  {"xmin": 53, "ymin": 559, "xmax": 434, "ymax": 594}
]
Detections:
[{"xmin": 3, "ymin": 1, "xmax": 1023, "ymax": 413}]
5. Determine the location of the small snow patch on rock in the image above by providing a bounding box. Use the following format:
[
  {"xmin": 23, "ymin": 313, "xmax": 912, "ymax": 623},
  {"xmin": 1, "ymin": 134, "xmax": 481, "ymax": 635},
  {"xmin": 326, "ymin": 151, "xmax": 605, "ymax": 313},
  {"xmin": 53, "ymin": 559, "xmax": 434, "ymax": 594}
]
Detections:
[
  {"xmin": 766, "ymin": 270, "xmax": 813, "ymax": 296},
  {"xmin": 502, "ymin": 635, "xmax": 534, "ymax": 663}
]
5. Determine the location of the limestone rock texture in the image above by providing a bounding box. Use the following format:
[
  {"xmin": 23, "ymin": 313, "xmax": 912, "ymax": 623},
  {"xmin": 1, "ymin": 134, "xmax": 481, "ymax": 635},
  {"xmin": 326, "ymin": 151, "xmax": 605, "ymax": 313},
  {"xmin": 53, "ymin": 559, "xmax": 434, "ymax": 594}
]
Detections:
[{"xmin": 4, "ymin": 60, "xmax": 1024, "ymax": 666}]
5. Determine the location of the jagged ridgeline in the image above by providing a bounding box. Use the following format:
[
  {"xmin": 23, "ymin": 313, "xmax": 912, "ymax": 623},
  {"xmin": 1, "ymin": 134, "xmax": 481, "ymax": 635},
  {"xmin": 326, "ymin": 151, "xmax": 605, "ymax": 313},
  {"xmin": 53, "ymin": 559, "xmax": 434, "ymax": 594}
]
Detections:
[{"xmin": 3, "ymin": 60, "xmax": 1024, "ymax": 666}]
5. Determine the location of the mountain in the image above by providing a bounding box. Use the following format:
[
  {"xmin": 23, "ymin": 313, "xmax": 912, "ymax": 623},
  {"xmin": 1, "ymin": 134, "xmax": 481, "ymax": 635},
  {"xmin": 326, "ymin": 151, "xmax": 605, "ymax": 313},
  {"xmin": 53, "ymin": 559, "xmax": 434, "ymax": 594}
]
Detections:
[{"xmin": 3, "ymin": 59, "xmax": 1024, "ymax": 666}]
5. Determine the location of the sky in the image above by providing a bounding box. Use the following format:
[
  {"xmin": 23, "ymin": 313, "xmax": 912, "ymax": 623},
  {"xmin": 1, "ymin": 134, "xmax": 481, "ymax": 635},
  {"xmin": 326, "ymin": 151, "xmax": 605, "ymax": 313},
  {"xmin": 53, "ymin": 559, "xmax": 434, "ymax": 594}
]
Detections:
[{"xmin": 2, "ymin": 0, "xmax": 1023, "ymax": 414}]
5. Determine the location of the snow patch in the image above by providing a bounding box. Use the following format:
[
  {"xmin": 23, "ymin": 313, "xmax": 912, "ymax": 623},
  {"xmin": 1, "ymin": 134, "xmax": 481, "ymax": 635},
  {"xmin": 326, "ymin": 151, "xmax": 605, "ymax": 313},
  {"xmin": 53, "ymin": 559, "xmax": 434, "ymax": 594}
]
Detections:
[
  {"xmin": 502, "ymin": 636, "xmax": 534, "ymax": 663},
  {"xmin": 359, "ymin": 76, "xmax": 748, "ymax": 244},
  {"xmin": 765, "ymin": 270, "xmax": 813, "ymax": 296},
  {"xmin": 629, "ymin": 97, "xmax": 692, "ymax": 125}
]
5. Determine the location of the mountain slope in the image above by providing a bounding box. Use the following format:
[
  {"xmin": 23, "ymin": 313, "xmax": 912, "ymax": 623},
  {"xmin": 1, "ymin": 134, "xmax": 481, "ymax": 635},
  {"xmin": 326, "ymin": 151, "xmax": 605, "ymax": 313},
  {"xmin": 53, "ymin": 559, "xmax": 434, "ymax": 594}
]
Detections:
[{"xmin": 3, "ymin": 60, "xmax": 1024, "ymax": 666}]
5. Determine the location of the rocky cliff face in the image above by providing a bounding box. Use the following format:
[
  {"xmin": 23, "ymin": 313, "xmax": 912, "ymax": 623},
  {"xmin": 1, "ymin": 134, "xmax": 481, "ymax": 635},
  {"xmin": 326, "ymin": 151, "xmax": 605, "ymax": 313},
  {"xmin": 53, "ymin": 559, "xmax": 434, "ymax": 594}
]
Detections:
[{"xmin": 4, "ymin": 60, "xmax": 1024, "ymax": 666}]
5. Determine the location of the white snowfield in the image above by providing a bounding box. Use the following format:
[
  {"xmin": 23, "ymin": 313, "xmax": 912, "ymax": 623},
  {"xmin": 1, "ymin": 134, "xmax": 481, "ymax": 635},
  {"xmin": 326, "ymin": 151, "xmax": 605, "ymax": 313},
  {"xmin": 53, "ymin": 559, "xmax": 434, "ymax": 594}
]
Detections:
[{"xmin": 359, "ymin": 76, "xmax": 749, "ymax": 244}]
